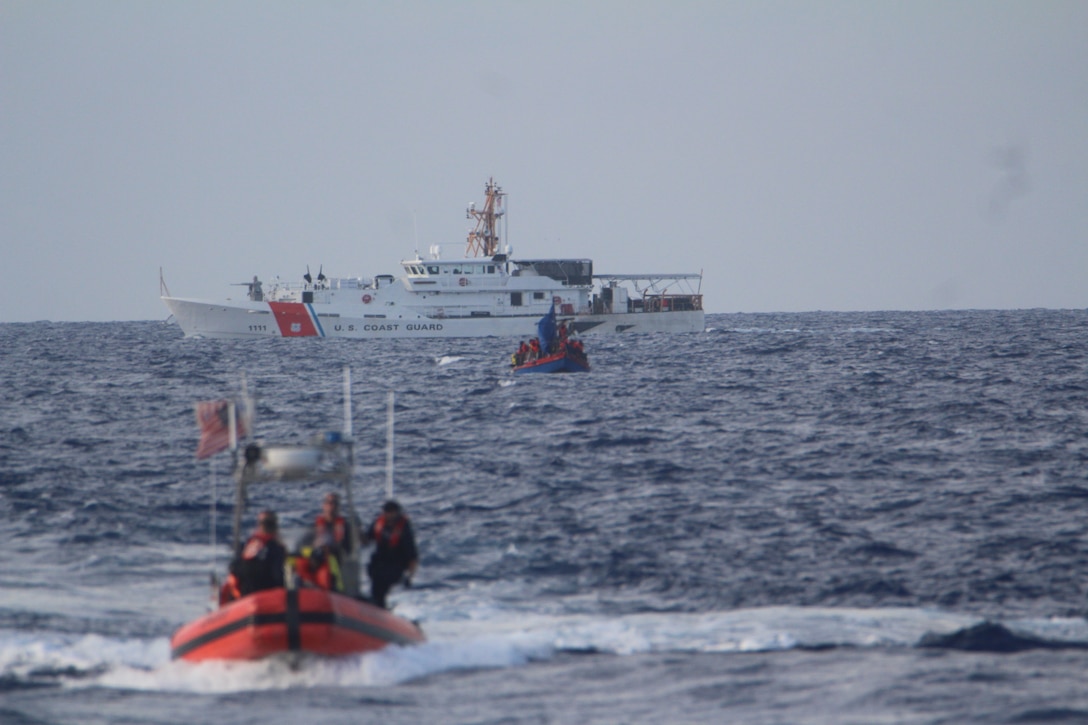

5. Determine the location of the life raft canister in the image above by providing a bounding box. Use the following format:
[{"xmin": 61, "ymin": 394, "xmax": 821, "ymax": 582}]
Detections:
[{"xmin": 362, "ymin": 294, "xmax": 372, "ymax": 303}]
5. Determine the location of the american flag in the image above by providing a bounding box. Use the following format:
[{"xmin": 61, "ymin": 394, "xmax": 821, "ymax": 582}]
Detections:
[{"xmin": 194, "ymin": 400, "xmax": 246, "ymax": 459}]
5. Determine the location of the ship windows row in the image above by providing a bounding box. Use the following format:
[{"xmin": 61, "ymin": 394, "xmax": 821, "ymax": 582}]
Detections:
[{"xmin": 405, "ymin": 264, "xmax": 500, "ymax": 276}]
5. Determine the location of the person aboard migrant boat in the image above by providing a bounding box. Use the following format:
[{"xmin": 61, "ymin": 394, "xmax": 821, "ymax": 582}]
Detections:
[
  {"xmin": 221, "ymin": 510, "xmax": 287, "ymax": 603},
  {"xmin": 362, "ymin": 500, "xmax": 419, "ymax": 609},
  {"xmin": 512, "ymin": 340, "xmax": 530, "ymax": 367}
]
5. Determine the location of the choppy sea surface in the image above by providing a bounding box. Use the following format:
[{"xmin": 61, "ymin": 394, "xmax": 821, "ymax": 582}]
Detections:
[{"xmin": 2, "ymin": 310, "xmax": 1088, "ymax": 724}]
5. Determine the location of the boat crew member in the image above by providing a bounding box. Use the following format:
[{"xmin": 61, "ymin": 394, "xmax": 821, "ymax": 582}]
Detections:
[
  {"xmin": 300, "ymin": 492, "xmax": 354, "ymax": 560},
  {"xmin": 296, "ymin": 492, "xmax": 356, "ymax": 592},
  {"xmin": 362, "ymin": 500, "xmax": 419, "ymax": 609},
  {"xmin": 227, "ymin": 510, "xmax": 287, "ymax": 599}
]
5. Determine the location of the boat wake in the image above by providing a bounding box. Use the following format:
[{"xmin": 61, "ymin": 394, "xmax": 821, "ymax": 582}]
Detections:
[{"xmin": 5, "ymin": 606, "xmax": 1087, "ymax": 693}]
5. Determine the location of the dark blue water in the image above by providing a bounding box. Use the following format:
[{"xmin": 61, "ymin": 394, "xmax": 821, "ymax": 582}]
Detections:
[{"xmin": 3, "ymin": 310, "xmax": 1088, "ymax": 724}]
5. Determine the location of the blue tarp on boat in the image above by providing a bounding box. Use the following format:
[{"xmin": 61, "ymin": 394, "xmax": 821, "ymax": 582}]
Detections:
[{"xmin": 537, "ymin": 304, "xmax": 557, "ymax": 353}]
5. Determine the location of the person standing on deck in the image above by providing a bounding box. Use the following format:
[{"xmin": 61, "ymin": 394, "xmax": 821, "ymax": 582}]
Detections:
[
  {"xmin": 295, "ymin": 492, "xmax": 359, "ymax": 592},
  {"xmin": 362, "ymin": 500, "xmax": 419, "ymax": 608},
  {"xmin": 226, "ymin": 510, "xmax": 287, "ymax": 599},
  {"xmin": 299, "ymin": 492, "xmax": 355, "ymax": 562}
]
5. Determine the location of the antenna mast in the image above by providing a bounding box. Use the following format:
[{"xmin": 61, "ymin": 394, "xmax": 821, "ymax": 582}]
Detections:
[
  {"xmin": 386, "ymin": 391, "xmax": 395, "ymax": 499},
  {"xmin": 465, "ymin": 178, "xmax": 506, "ymax": 257}
]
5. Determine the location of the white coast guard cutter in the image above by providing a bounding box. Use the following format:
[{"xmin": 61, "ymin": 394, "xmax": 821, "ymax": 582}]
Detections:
[{"xmin": 161, "ymin": 179, "xmax": 704, "ymax": 340}]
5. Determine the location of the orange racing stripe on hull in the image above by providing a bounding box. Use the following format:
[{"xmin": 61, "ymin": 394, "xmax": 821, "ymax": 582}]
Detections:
[{"xmin": 268, "ymin": 301, "xmax": 322, "ymax": 337}]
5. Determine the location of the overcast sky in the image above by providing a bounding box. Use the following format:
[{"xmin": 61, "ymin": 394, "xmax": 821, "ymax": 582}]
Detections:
[{"xmin": 2, "ymin": 1, "xmax": 1085, "ymax": 322}]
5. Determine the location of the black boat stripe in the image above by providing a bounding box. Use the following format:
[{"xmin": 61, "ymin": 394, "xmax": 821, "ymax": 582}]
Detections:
[
  {"xmin": 285, "ymin": 588, "xmax": 301, "ymax": 651},
  {"xmin": 327, "ymin": 611, "xmax": 421, "ymax": 646},
  {"xmin": 170, "ymin": 600, "xmax": 421, "ymax": 659},
  {"xmin": 170, "ymin": 613, "xmax": 272, "ymax": 659}
]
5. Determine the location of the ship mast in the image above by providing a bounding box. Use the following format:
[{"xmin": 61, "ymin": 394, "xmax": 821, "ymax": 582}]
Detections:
[{"xmin": 465, "ymin": 178, "xmax": 506, "ymax": 257}]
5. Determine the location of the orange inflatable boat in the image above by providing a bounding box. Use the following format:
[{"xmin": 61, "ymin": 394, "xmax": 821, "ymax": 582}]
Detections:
[
  {"xmin": 176, "ymin": 376, "xmax": 426, "ymax": 663},
  {"xmin": 171, "ymin": 586, "xmax": 425, "ymax": 661}
]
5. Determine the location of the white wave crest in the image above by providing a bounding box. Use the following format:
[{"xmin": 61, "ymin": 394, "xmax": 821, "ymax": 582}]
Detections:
[{"xmin": 9, "ymin": 606, "xmax": 1073, "ymax": 694}]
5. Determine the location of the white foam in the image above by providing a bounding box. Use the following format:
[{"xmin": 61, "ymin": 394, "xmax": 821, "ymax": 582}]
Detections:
[
  {"xmin": 1004, "ymin": 616, "xmax": 1088, "ymax": 643},
  {"xmin": 435, "ymin": 355, "xmax": 464, "ymax": 366},
  {"xmin": 0, "ymin": 630, "xmax": 169, "ymax": 681},
  {"xmin": 0, "ymin": 605, "xmax": 983, "ymax": 693}
]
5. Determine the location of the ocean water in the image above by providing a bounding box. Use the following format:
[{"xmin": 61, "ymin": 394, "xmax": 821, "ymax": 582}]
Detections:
[{"xmin": 2, "ymin": 309, "xmax": 1087, "ymax": 724}]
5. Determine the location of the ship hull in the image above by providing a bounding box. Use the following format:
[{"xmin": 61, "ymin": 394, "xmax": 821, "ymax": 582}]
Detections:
[
  {"xmin": 513, "ymin": 349, "xmax": 590, "ymax": 374},
  {"xmin": 163, "ymin": 296, "xmax": 704, "ymax": 339}
]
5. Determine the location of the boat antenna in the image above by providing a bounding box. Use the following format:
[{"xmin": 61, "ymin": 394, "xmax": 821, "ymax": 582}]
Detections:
[
  {"xmin": 343, "ymin": 366, "xmax": 353, "ymax": 439},
  {"xmin": 229, "ymin": 375, "xmax": 254, "ymax": 557},
  {"xmin": 340, "ymin": 366, "xmax": 364, "ymax": 596},
  {"xmin": 159, "ymin": 267, "xmax": 172, "ymax": 297},
  {"xmin": 386, "ymin": 391, "xmax": 395, "ymax": 499}
]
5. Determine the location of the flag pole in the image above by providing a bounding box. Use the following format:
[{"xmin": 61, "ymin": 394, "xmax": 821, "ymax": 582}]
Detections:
[
  {"xmin": 227, "ymin": 400, "xmax": 237, "ymax": 452},
  {"xmin": 209, "ymin": 463, "xmax": 218, "ymax": 610},
  {"xmin": 210, "ymin": 464, "xmax": 216, "ymax": 560}
]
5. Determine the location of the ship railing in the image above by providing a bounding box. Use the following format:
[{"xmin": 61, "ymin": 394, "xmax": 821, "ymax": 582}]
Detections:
[
  {"xmin": 591, "ymin": 294, "xmax": 703, "ymax": 314},
  {"xmin": 637, "ymin": 294, "xmax": 703, "ymax": 313},
  {"xmin": 264, "ymin": 277, "xmax": 374, "ymax": 298}
]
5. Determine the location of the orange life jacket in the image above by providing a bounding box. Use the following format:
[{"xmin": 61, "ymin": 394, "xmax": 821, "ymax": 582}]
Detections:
[
  {"xmin": 241, "ymin": 531, "xmax": 277, "ymax": 559},
  {"xmin": 222, "ymin": 531, "xmax": 278, "ymax": 605},
  {"xmin": 219, "ymin": 573, "xmax": 242, "ymax": 605},
  {"xmin": 294, "ymin": 553, "xmax": 339, "ymax": 591},
  {"xmin": 372, "ymin": 514, "xmax": 407, "ymax": 550},
  {"xmin": 314, "ymin": 515, "xmax": 347, "ymax": 547}
]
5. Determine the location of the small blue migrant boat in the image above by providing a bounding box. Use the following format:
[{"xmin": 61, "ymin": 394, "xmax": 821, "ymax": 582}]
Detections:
[{"xmin": 511, "ymin": 305, "xmax": 590, "ymax": 374}]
